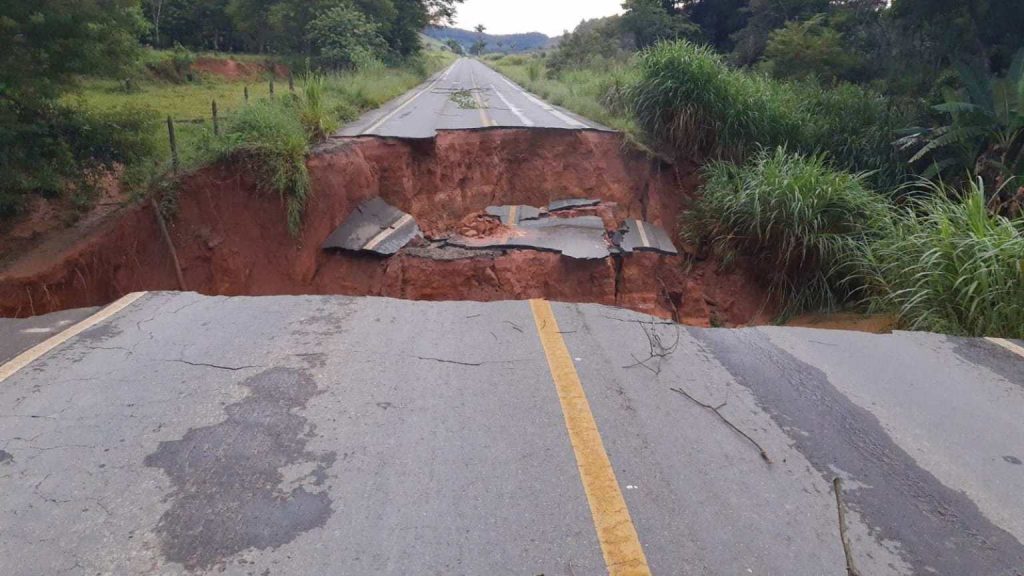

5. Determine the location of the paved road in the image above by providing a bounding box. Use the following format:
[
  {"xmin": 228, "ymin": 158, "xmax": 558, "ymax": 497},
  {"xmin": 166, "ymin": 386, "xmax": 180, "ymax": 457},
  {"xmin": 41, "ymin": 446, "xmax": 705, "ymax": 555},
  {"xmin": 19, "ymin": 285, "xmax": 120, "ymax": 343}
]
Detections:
[
  {"xmin": 2, "ymin": 292, "xmax": 1023, "ymax": 575},
  {"xmin": 338, "ymin": 58, "xmax": 610, "ymax": 138}
]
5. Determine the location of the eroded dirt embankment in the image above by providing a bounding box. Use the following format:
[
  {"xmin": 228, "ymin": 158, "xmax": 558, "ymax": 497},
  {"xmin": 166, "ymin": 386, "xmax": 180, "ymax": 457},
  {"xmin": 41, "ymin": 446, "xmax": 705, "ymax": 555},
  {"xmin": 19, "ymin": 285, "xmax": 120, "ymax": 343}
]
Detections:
[{"xmin": 0, "ymin": 129, "xmax": 770, "ymax": 324}]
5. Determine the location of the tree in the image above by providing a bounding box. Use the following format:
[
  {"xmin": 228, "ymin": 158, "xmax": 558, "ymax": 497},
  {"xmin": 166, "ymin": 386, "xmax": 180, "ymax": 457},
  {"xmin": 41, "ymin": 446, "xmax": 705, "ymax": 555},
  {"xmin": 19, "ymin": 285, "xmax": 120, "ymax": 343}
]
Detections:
[
  {"xmin": 308, "ymin": 2, "xmax": 387, "ymax": 69},
  {"xmin": 445, "ymin": 38, "xmax": 465, "ymax": 55},
  {"xmin": 0, "ymin": 0, "xmax": 155, "ymax": 216},
  {"xmin": 471, "ymin": 24, "xmax": 487, "ymax": 55},
  {"xmin": 621, "ymin": 0, "xmax": 699, "ymax": 50},
  {"xmin": 760, "ymin": 15, "xmax": 860, "ymax": 83},
  {"xmin": 730, "ymin": 0, "xmax": 829, "ymax": 65}
]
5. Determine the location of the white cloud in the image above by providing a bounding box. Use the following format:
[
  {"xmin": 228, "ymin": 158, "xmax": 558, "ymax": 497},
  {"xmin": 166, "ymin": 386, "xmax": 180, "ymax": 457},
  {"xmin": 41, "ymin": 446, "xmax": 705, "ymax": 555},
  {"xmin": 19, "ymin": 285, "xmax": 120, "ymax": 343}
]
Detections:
[{"xmin": 452, "ymin": 0, "xmax": 624, "ymax": 37}]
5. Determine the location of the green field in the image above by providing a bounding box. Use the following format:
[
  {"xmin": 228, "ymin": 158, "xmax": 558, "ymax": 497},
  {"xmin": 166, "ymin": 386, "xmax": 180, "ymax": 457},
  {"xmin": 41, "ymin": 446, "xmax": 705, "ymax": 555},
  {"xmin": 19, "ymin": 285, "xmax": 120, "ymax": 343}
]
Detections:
[{"xmin": 69, "ymin": 51, "xmax": 453, "ymax": 172}]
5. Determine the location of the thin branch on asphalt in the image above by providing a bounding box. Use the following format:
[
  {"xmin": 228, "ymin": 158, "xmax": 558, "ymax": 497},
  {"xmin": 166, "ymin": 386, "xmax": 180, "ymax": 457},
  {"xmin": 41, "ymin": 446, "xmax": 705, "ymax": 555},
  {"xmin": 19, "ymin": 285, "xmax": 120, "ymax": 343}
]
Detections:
[
  {"xmin": 833, "ymin": 477, "xmax": 862, "ymax": 576},
  {"xmin": 670, "ymin": 387, "xmax": 772, "ymax": 464}
]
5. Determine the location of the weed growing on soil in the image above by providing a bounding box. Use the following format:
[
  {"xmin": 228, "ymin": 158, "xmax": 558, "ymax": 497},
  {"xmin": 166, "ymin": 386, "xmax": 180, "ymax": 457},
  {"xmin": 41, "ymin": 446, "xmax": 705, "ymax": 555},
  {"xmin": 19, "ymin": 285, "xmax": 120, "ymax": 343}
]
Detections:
[
  {"xmin": 856, "ymin": 178, "xmax": 1024, "ymax": 338},
  {"xmin": 683, "ymin": 148, "xmax": 889, "ymax": 312}
]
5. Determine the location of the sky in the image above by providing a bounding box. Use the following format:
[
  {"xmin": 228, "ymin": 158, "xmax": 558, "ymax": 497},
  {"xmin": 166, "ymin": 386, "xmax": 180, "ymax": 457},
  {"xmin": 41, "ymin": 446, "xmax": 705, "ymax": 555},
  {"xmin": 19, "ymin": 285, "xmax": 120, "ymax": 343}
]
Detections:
[{"xmin": 452, "ymin": 0, "xmax": 624, "ymax": 37}]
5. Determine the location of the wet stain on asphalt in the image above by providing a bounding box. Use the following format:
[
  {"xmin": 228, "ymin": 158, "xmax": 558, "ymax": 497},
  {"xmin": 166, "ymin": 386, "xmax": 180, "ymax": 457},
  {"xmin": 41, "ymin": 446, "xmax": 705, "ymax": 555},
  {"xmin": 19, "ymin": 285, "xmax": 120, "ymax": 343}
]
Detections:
[
  {"xmin": 144, "ymin": 367, "xmax": 336, "ymax": 571},
  {"xmin": 950, "ymin": 337, "xmax": 1024, "ymax": 390},
  {"xmin": 1005, "ymin": 456, "xmax": 1023, "ymax": 466},
  {"xmin": 691, "ymin": 328, "xmax": 1024, "ymax": 576},
  {"xmin": 0, "ymin": 449, "xmax": 13, "ymax": 464}
]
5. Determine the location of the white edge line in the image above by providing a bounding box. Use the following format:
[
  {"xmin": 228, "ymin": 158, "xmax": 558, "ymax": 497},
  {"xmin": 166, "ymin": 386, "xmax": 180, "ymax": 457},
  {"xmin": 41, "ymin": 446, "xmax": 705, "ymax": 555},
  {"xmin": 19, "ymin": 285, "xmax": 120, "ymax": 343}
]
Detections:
[
  {"xmin": 491, "ymin": 83, "xmax": 534, "ymax": 127},
  {"xmin": 362, "ymin": 60, "xmax": 459, "ymax": 135},
  {"xmin": 986, "ymin": 337, "xmax": 1024, "ymax": 358},
  {"xmin": 0, "ymin": 292, "xmax": 149, "ymax": 383},
  {"xmin": 499, "ymin": 76, "xmax": 587, "ymax": 129}
]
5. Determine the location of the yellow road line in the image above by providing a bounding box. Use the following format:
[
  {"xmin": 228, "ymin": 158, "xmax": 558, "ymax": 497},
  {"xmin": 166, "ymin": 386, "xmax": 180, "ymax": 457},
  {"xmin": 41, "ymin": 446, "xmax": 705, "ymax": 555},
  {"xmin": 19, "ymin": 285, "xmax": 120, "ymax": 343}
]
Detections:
[
  {"xmin": 470, "ymin": 67, "xmax": 495, "ymax": 127},
  {"xmin": 529, "ymin": 299, "xmax": 652, "ymax": 576},
  {"xmin": 987, "ymin": 337, "xmax": 1024, "ymax": 358},
  {"xmin": 0, "ymin": 292, "xmax": 148, "ymax": 383}
]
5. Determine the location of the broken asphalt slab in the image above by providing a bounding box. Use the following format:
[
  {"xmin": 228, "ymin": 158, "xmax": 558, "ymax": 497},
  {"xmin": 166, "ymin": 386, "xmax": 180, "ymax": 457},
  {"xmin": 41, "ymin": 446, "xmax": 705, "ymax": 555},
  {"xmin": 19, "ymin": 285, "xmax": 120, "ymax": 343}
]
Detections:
[
  {"xmin": 547, "ymin": 198, "xmax": 601, "ymax": 212},
  {"xmin": 618, "ymin": 219, "xmax": 679, "ymax": 256},
  {"xmin": 448, "ymin": 215, "xmax": 610, "ymax": 260},
  {"xmin": 484, "ymin": 204, "xmax": 542, "ymax": 226},
  {"xmin": 322, "ymin": 197, "xmax": 421, "ymax": 256}
]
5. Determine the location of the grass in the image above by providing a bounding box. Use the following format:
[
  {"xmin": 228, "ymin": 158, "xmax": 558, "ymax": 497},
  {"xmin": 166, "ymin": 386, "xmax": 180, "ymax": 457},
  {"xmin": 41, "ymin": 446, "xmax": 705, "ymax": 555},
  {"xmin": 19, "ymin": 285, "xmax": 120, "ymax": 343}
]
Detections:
[
  {"xmin": 628, "ymin": 41, "xmax": 908, "ymax": 189},
  {"xmin": 683, "ymin": 148, "xmax": 890, "ymax": 313},
  {"xmin": 855, "ymin": 178, "xmax": 1024, "ymax": 338}
]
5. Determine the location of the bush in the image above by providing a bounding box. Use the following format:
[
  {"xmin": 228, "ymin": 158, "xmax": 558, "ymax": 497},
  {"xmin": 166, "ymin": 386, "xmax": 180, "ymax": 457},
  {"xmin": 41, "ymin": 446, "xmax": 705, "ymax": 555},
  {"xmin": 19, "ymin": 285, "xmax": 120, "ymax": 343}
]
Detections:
[
  {"xmin": 856, "ymin": 178, "xmax": 1024, "ymax": 337},
  {"xmin": 628, "ymin": 40, "xmax": 907, "ymax": 188},
  {"xmin": 0, "ymin": 102, "xmax": 159, "ymax": 217},
  {"xmin": 683, "ymin": 148, "xmax": 890, "ymax": 311},
  {"xmin": 144, "ymin": 45, "xmax": 196, "ymax": 83}
]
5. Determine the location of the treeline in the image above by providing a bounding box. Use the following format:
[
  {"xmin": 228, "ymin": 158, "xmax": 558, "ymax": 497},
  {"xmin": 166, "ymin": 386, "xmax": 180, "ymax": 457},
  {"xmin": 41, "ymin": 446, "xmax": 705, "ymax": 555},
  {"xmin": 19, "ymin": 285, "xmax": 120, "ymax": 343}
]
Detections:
[
  {"xmin": 553, "ymin": 0, "xmax": 1024, "ymax": 98},
  {"xmin": 146, "ymin": 0, "xmax": 461, "ymax": 67}
]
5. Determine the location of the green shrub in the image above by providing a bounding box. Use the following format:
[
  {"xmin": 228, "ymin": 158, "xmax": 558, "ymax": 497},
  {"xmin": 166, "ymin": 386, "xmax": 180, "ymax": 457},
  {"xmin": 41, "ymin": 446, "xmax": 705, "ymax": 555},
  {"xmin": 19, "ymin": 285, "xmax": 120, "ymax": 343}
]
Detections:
[
  {"xmin": 683, "ymin": 148, "xmax": 890, "ymax": 311},
  {"xmin": 856, "ymin": 178, "xmax": 1024, "ymax": 337},
  {"xmin": 0, "ymin": 102, "xmax": 159, "ymax": 217},
  {"xmin": 144, "ymin": 44, "xmax": 196, "ymax": 83},
  {"xmin": 628, "ymin": 40, "xmax": 907, "ymax": 188}
]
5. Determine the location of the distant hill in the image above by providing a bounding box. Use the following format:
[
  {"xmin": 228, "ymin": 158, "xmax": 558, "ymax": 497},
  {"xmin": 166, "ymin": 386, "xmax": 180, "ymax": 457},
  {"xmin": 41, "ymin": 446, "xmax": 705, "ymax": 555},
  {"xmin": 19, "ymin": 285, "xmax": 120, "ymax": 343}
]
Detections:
[{"xmin": 423, "ymin": 26, "xmax": 554, "ymax": 54}]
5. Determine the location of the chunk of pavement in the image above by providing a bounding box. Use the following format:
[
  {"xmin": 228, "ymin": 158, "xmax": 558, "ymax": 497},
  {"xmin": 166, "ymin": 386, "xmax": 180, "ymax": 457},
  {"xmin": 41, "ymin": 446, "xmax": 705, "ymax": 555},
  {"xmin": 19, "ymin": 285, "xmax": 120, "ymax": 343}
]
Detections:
[
  {"xmin": 322, "ymin": 197, "xmax": 421, "ymax": 256},
  {"xmin": 484, "ymin": 205, "xmax": 542, "ymax": 226},
  {"xmin": 619, "ymin": 219, "xmax": 679, "ymax": 256},
  {"xmin": 547, "ymin": 198, "xmax": 601, "ymax": 212},
  {"xmin": 449, "ymin": 215, "xmax": 610, "ymax": 260}
]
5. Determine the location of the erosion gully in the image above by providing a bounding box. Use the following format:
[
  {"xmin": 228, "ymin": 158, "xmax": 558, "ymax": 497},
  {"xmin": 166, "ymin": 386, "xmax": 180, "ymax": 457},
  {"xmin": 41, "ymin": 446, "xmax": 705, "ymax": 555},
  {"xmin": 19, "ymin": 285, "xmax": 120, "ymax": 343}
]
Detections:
[{"xmin": 0, "ymin": 128, "xmax": 770, "ymax": 325}]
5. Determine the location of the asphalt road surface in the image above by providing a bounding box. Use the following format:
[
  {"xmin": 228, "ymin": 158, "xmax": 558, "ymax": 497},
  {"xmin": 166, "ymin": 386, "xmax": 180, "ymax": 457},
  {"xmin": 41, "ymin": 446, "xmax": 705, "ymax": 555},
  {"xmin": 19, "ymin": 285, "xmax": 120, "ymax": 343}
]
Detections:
[
  {"xmin": 338, "ymin": 58, "xmax": 610, "ymax": 138},
  {"xmin": 2, "ymin": 292, "xmax": 1023, "ymax": 575}
]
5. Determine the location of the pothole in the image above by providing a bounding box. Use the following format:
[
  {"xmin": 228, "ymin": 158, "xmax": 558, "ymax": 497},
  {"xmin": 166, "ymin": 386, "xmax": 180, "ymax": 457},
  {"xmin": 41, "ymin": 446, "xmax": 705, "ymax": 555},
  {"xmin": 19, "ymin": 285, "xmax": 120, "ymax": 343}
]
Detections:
[{"xmin": 0, "ymin": 128, "xmax": 771, "ymax": 325}]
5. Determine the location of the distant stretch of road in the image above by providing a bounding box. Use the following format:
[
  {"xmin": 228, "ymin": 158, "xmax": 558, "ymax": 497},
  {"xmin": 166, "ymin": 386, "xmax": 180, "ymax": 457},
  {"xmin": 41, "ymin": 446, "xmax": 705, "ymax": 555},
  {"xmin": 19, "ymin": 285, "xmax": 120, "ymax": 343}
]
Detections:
[
  {"xmin": 338, "ymin": 57, "xmax": 610, "ymax": 138},
  {"xmin": 1, "ymin": 292, "xmax": 1023, "ymax": 575}
]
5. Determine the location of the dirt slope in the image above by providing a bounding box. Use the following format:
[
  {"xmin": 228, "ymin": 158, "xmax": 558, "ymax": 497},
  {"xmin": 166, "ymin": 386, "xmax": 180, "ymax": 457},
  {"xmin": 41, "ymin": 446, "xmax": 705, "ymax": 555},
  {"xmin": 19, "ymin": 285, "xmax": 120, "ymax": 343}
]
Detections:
[{"xmin": 0, "ymin": 129, "xmax": 771, "ymax": 324}]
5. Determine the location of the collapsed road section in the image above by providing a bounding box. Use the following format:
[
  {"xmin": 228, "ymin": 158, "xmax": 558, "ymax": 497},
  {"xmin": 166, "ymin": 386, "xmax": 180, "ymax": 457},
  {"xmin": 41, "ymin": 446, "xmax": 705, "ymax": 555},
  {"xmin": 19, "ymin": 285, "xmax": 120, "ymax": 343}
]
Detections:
[{"xmin": 0, "ymin": 129, "xmax": 771, "ymax": 324}]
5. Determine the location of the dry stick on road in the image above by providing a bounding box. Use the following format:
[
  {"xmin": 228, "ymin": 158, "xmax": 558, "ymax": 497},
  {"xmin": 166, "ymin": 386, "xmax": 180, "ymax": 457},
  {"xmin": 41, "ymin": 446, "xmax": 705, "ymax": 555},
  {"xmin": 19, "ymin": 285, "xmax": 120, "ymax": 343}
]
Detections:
[
  {"xmin": 670, "ymin": 386, "xmax": 772, "ymax": 464},
  {"xmin": 623, "ymin": 321, "xmax": 680, "ymax": 375},
  {"xmin": 833, "ymin": 477, "xmax": 862, "ymax": 576}
]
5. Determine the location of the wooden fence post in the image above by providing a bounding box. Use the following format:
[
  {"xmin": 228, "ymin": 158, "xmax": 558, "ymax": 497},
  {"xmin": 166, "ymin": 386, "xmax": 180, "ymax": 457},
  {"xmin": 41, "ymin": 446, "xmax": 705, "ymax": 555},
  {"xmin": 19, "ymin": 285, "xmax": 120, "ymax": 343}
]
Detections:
[
  {"xmin": 211, "ymin": 99, "xmax": 220, "ymax": 136},
  {"xmin": 288, "ymin": 72, "xmax": 294, "ymax": 92},
  {"xmin": 244, "ymin": 85, "xmax": 249, "ymax": 104},
  {"xmin": 166, "ymin": 116, "xmax": 179, "ymax": 175},
  {"xmin": 269, "ymin": 77, "xmax": 275, "ymax": 96}
]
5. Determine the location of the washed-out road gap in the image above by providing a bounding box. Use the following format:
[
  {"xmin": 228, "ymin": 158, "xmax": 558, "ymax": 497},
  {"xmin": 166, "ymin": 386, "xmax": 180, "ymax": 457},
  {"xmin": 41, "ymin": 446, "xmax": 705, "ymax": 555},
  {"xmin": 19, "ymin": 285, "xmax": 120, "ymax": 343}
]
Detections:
[{"xmin": 2, "ymin": 56, "xmax": 1024, "ymax": 576}]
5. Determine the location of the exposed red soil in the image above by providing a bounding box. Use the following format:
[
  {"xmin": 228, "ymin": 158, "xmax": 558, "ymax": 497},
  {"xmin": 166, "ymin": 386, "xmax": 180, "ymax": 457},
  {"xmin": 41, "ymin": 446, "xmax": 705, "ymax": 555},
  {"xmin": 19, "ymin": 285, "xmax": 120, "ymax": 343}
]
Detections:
[
  {"xmin": 192, "ymin": 57, "xmax": 289, "ymax": 80},
  {"xmin": 0, "ymin": 129, "xmax": 773, "ymax": 324}
]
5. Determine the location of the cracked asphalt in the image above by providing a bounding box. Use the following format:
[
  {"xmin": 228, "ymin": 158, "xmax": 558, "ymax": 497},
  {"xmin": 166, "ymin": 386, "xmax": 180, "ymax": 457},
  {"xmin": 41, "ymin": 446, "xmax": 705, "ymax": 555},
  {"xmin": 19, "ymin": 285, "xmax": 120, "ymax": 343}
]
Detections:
[{"xmin": 1, "ymin": 292, "xmax": 1023, "ymax": 575}]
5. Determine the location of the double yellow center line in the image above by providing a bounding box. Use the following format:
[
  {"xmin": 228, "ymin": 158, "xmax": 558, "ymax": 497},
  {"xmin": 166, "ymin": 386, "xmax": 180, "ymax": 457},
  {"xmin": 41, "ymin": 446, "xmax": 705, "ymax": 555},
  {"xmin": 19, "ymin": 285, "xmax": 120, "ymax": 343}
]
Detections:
[{"xmin": 530, "ymin": 299, "xmax": 652, "ymax": 575}]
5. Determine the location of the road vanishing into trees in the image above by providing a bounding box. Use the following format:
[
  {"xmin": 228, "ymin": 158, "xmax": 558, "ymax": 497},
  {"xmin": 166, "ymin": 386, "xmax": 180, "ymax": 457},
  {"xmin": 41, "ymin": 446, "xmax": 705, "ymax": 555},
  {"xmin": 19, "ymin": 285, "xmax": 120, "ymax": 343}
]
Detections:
[
  {"xmin": 2, "ymin": 62, "xmax": 1024, "ymax": 576},
  {"xmin": 339, "ymin": 57, "xmax": 610, "ymax": 137}
]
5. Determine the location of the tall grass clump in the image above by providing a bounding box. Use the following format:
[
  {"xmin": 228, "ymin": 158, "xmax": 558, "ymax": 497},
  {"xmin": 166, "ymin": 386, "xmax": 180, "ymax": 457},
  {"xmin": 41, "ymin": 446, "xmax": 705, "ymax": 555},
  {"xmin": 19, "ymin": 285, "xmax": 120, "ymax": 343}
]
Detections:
[
  {"xmin": 857, "ymin": 178, "xmax": 1024, "ymax": 337},
  {"xmin": 683, "ymin": 148, "xmax": 890, "ymax": 311},
  {"xmin": 216, "ymin": 97, "xmax": 311, "ymax": 235},
  {"xmin": 628, "ymin": 41, "xmax": 908, "ymax": 188}
]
